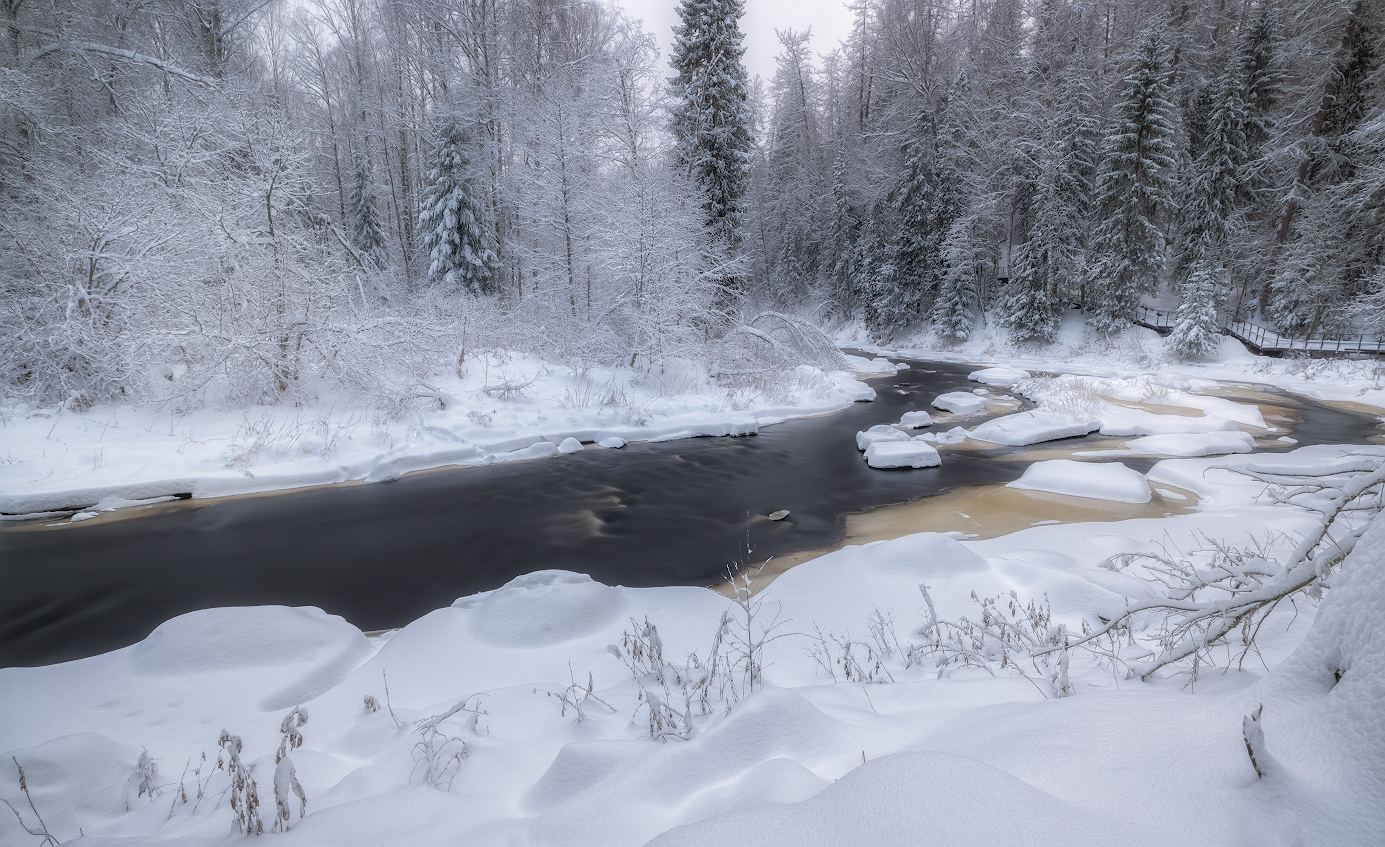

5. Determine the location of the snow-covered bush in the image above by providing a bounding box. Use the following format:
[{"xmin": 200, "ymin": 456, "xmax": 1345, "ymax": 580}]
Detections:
[{"xmin": 412, "ymin": 697, "xmax": 486, "ymax": 790}]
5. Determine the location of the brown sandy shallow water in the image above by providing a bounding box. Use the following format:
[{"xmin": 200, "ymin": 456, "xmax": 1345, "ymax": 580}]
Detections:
[{"xmin": 719, "ymin": 481, "xmax": 1198, "ymax": 596}]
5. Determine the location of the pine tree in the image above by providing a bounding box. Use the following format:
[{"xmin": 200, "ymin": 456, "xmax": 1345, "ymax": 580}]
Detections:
[
  {"xmin": 876, "ymin": 108, "xmax": 935, "ymax": 333},
  {"xmin": 827, "ymin": 148, "xmax": 859, "ymax": 313},
  {"xmin": 349, "ymin": 149, "xmax": 387, "ymax": 269},
  {"xmin": 419, "ymin": 118, "xmax": 498, "ymax": 296},
  {"xmin": 1176, "ymin": 69, "xmax": 1247, "ymax": 276},
  {"xmin": 1084, "ymin": 27, "xmax": 1177, "ymax": 335},
  {"xmin": 1169, "ymin": 261, "xmax": 1224, "ymax": 359},
  {"xmin": 1003, "ymin": 67, "xmax": 1096, "ymax": 342},
  {"xmin": 932, "ymin": 214, "xmax": 984, "ymax": 341},
  {"xmin": 670, "ymin": 0, "xmax": 754, "ymax": 251}
]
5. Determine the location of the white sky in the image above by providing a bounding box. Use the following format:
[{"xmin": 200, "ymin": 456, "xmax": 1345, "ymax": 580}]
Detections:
[{"xmin": 612, "ymin": 0, "xmax": 856, "ymax": 83}]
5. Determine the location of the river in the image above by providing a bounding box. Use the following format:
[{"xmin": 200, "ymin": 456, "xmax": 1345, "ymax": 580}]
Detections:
[{"xmin": 1, "ymin": 358, "xmax": 1379, "ymax": 667}]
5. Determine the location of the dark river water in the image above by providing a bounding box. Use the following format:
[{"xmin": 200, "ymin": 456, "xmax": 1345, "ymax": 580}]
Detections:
[{"xmin": 2, "ymin": 359, "xmax": 1380, "ymax": 667}]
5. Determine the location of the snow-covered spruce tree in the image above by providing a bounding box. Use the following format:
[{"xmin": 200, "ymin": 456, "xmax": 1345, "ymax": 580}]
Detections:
[
  {"xmin": 827, "ymin": 148, "xmax": 860, "ymax": 314},
  {"xmin": 1083, "ymin": 27, "xmax": 1176, "ymax": 335},
  {"xmin": 349, "ymin": 149, "xmax": 387, "ymax": 269},
  {"xmin": 1270, "ymin": 3, "xmax": 1381, "ymax": 337},
  {"xmin": 1176, "ymin": 69, "xmax": 1247, "ymax": 277},
  {"xmin": 1002, "ymin": 71, "xmax": 1097, "ymax": 343},
  {"xmin": 873, "ymin": 110, "xmax": 935, "ymax": 334},
  {"xmin": 419, "ymin": 117, "xmax": 498, "ymax": 296},
  {"xmin": 1169, "ymin": 261, "xmax": 1224, "ymax": 359},
  {"xmin": 670, "ymin": 0, "xmax": 754, "ymax": 254},
  {"xmin": 931, "ymin": 210, "xmax": 989, "ymax": 342}
]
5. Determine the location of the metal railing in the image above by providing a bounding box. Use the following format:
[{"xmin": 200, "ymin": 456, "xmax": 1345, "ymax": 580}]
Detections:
[
  {"xmin": 1223, "ymin": 319, "xmax": 1385, "ymax": 355},
  {"xmin": 1130, "ymin": 303, "xmax": 1382, "ymax": 356}
]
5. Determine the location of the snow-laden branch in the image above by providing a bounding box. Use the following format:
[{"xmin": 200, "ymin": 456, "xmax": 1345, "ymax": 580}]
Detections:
[{"xmin": 27, "ymin": 42, "xmax": 217, "ymax": 87}]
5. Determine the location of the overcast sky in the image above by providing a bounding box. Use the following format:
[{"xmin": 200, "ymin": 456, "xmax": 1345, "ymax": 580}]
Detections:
[{"xmin": 612, "ymin": 0, "xmax": 856, "ymax": 83}]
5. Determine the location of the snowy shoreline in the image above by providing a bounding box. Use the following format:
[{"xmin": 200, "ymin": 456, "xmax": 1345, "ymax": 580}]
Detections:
[{"xmin": 0, "ymin": 355, "xmax": 894, "ymax": 519}]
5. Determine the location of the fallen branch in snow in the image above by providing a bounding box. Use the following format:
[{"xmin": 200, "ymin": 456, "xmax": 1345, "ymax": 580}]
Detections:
[
  {"xmin": 27, "ymin": 41, "xmax": 217, "ymax": 87},
  {"xmin": 1055, "ymin": 456, "xmax": 1385, "ymax": 680}
]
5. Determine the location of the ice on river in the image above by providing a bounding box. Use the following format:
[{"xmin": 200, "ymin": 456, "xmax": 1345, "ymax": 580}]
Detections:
[{"xmin": 1006, "ymin": 459, "xmax": 1152, "ymax": 503}]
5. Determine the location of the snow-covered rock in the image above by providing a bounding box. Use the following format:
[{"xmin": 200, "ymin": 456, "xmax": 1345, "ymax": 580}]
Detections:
[
  {"xmin": 864, "ymin": 441, "xmax": 942, "ymax": 469},
  {"xmin": 855, "ymin": 425, "xmax": 911, "ymax": 451},
  {"xmin": 1007, "ymin": 459, "xmax": 1151, "ymax": 503},
  {"xmin": 969, "ymin": 411, "xmax": 1101, "ymax": 446},
  {"xmin": 968, "ymin": 367, "xmax": 1031, "ymax": 386},
  {"xmin": 557, "ymin": 437, "xmax": 584, "ymax": 454},
  {"xmin": 597, "ymin": 437, "xmax": 626, "ymax": 448},
  {"xmin": 1097, "ymin": 407, "xmax": 1240, "ymax": 436},
  {"xmin": 932, "ymin": 392, "xmax": 988, "ymax": 415},
  {"xmin": 899, "ymin": 411, "xmax": 933, "ymax": 429}
]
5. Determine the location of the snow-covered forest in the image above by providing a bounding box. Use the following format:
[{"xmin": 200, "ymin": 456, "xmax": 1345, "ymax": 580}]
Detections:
[{"xmin": 4, "ymin": 0, "xmax": 1382, "ymax": 414}]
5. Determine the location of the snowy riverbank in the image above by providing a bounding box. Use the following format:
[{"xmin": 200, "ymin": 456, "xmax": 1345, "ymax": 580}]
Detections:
[
  {"xmin": 0, "ymin": 353, "xmax": 890, "ymax": 518},
  {"xmin": 2, "ymin": 443, "xmax": 1382, "ymax": 845},
  {"xmin": 840, "ymin": 314, "xmax": 1385, "ymax": 411}
]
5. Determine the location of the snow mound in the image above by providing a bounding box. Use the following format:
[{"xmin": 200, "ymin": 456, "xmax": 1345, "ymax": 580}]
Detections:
[
  {"xmin": 597, "ymin": 437, "xmax": 627, "ymax": 448},
  {"xmin": 129, "ymin": 606, "xmax": 369, "ymax": 677},
  {"xmin": 969, "ymin": 411, "xmax": 1101, "ymax": 446},
  {"xmin": 855, "ymin": 425, "xmax": 911, "ymax": 451},
  {"xmin": 932, "ymin": 392, "xmax": 988, "ymax": 415},
  {"xmin": 864, "ymin": 441, "xmax": 941, "ymax": 469},
  {"xmin": 557, "ymin": 437, "xmax": 584, "ymax": 454},
  {"xmin": 1120, "ymin": 431, "xmax": 1256, "ymax": 457},
  {"xmin": 1007, "ymin": 459, "xmax": 1151, "ymax": 503},
  {"xmin": 0, "ymin": 733, "xmax": 143, "ymax": 842},
  {"xmin": 899, "ymin": 410, "xmax": 933, "ymax": 428},
  {"xmin": 968, "ymin": 367, "xmax": 1031, "ymax": 386},
  {"xmin": 647, "ymin": 751, "xmax": 1113, "ymax": 847},
  {"xmin": 466, "ymin": 570, "xmax": 626, "ymax": 648}
]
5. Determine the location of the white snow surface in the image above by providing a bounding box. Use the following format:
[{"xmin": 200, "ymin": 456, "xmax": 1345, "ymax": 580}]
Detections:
[
  {"xmin": 1006, "ymin": 459, "xmax": 1152, "ymax": 504},
  {"xmin": 0, "ymin": 355, "xmax": 875, "ymax": 516},
  {"xmin": 863, "ymin": 440, "xmax": 941, "ymax": 469},
  {"xmin": 932, "ymin": 392, "xmax": 988, "ymax": 415},
  {"xmin": 4, "ymin": 445, "xmax": 1384, "ymax": 845}
]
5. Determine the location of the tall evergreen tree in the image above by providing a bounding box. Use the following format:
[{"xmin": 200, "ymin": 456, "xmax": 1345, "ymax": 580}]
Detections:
[
  {"xmin": 419, "ymin": 118, "xmax": 498, "ymax": 296},
  {"xmin": 670, "ymin": 0, "xmax": 755, "ymax": 251},
  {"xmin": 1169, "ymin": 262, "xmax": 1224, "ymax": 359},
  {"xmin": 1084, "ymin": 27, "xmax": 1177, "ymax": 335},
  {"xmin": 1177, "ymin": 70, "xmax": 1248, "ymax": 276},
  {"xmin": 827, "ymin": 148, "xmax": 859, "ymax": 313},
  {"xmin": 1003, "ymin": 66, "xmax": 1097, "ymax": 342},
  {"xmin": 932, "ymin": 213, "xmax": 986, "ymax": 341},
  {"xmin": 350, "ymin": 149, "xmax": 387, "ymax": 269}
]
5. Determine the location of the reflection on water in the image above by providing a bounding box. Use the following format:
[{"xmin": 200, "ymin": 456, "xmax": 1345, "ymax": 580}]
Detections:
[{"xmin": 2, "ymin": 359, "xmax": 1381, "ymax": 667}]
